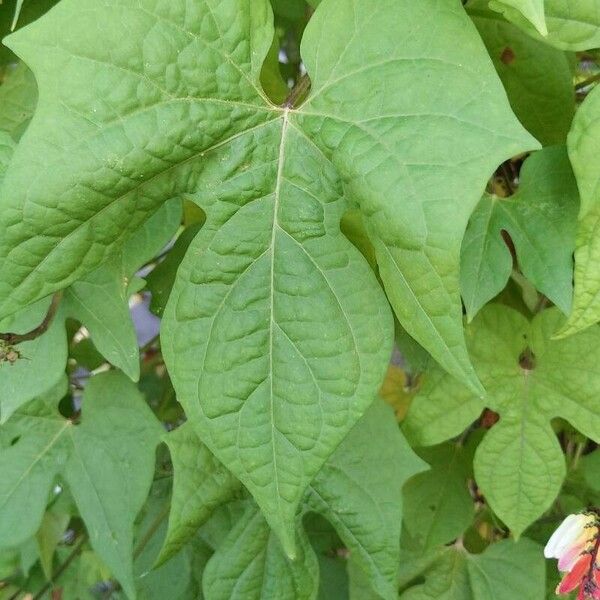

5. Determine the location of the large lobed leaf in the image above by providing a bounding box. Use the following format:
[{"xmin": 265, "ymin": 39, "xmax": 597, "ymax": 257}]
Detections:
[
  {"xmin": 0, "ymin": 372, "xmax": 162, "ymax": 597},
  {"xmin": 404, "ymin": 304, "xmax": 600, "ymax": 536},
  {"xmin": 0, "ymin": 0, "xmax": 535, "ymax": 551},
  {"xmin": 460, "ymin": 146, "xmax": 579, "ymax": 321}
]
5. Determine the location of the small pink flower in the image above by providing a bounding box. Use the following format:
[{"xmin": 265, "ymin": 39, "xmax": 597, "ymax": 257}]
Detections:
[{"xmin": 545, "ymin": 511, "xmax": 600, "ymax": 599}]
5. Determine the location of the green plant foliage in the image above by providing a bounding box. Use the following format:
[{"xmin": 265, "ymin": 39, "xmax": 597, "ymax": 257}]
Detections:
[
  {"xmin": 489, "ymin": 0, "xmax": 548, "ymax": 36},
  {"xmin": 303, "ymin": 400, "xmax": 426, "ymax": 600},
  {"xmin": 557, "ymin": 84, "xmax": 600, "ymax": 337},
  {"xmin": 0, "ymin": 298, "xmax": 67, "ymax": 423},
  {"xmin": 1, "ymin": 0, "xmax": 600, "ymax": 597},
  {"xmin": 158, "ymin": 399, "xmax": 424, "ymax": 600},
  {"xmin": 157, "ymin": 423, "xmax": 241, "ymax": 566},
  {"xmin": 470, "ymin": 3, "xmax": 574, "ymax": 146},
  {"xmin": 460, "ymin": 146, "xmax": 579, "ymax": 320},
  {"xmin": 492, "ymin": 0, "xmax": 600, "ymax": 50},
  {"xmin": 203, "ymin": 503, "xmax": 319, "ymax": 600},
  {"xmin": 0, "ymin": 62, "xmax": 36, "ymax": 141},
  {"xmin": 397, "ymin": 538, "xmax": 545, "ymax": 599},
  {"xmin": 146, "ymin": 223, "xmax": 203, "ymax": 317},
  {"xmin": 403, "ymin": 444, "xmax": 475, "ymax": 552},
  {"xmin": 0, "ymin": 372, "xmax": 162, "ymax": 597},
  {"xmin": 405, "ymin": 304, "xmax": 600, "ymax": 536}
]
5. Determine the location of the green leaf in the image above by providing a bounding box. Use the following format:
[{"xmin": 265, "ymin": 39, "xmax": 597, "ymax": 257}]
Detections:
[
  {"xmin": 202, "ymin": 503, "xmax": 319, "ymax": 600},
  {"xmin": 271, "ymin": 0, "xmax": 307, "ymax": 22},
  {"xmin": 306, "ymin": 399, "xmax": 427, "ymax": 600},
  {"xmin": 0, "ymin": 298, "xmax": 67, "ymax": 423},
  {"xmin": 0, "ymin": 130, "xmax": 16, "ymax": 183},
  {"xmin": 36, "ymin": 509, "xmax": 70, "ymax": 580},
  {"xmin": 0, "ymin": 62, "xmax": 37, "ymax": 141},
  {"xmin": 121, "ymin": 197, "xmax": 182, "ymax": 277},
  {"xmin": 470, "ymin": 8, "xmax": 574, "ymax": 146},
  {"xmin": 0, "ymin": 0, "xmax": 536, "ymax": 551},
  {"xmin": 62, "ymin": 199, "xmax": 182, "ymax": 379},
  {"xmin": 404, "ymin": 304, "xmax": 600, "ymax": 536},
  {"xmin": 340, "ymin": 209, "xmax": 378, "ymax": 270},
  {"xmin": 491, "ymin": 0, "xmax": 600, "ymax": 50},
  {"xmin": 156, "ymin": 423, "xmax": 241, "ymax": 566},
  {"xmin": 260, "ymin": 35, "xmax": 289, "ymax": 106},
  {"xmin": 299, "ymin": 0, "xmax": 537, "ymax": 394},
  {"xmin": 123, "ymin": 481, "xmax": 196, "ymax": 600},
  {"xmin": 146, "ymin": 224, "xmax": 202, "ymax": 317},
  {"xmin": 0, "ymin": 0, "xmax": 59, "ymax": 65},
  {"xmin": 581, "ymin": 448, "xmax": 600, "ymax": 493},
  {"xmin": 403, "ymin": 444, "xmax": 475, "ymax": 552},
  {"xmin": 54, "ymin": 549, "xmax": 112, "ymax": 600},
  {"xmin": 158, "ymin": 399, "xmax": 424, "ymax": 600},
  {"xmin": 348, "ymin": 557, "xmax": 382, "ymax": 600},
  {"xmin": 488, "ymin": 0, "xmax": 547, "ymax": 35},
  {"xmin": 557, "ymin": 85, "xmax": 600, "ymax": 337},
  {"xmin": 0, "ymin": 372, "xmax": 162, "ymax": 597},
  {"xmin": 11, "ymin": 0, "xmax": 26, "ymax": 31},
  {"xmin": 305, "ymin": 515, "xmax": 349, "ymax": 600},
  {"xmin": 460, "ymin": 146, "xmax": 579, "ymax": 320},
  {"xmin": 62, "ymin": 259, "xmax": 141, "ymax": 381},
  {"xmin": 398, "ymin": 539, "xmax": 545, "ymax": 599}
]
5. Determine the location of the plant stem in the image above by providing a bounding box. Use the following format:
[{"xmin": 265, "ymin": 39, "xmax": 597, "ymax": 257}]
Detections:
[
  {"xmin": 0, "ymin": 292, "xmax": 63, "ymax": 345},
  {"xmin": 133, "ymin": 503, "xmax": 171, "ymax": 559},
  {"xmin": 33, "ymin": 534, "xmax": 87, "ymax": 600},
  {"xmin": 575, "ymin": 72, "xmax": 600, "ymax": 92},
  {"xmin": 533, "ymin": 294, "xmax": 548, "ymax": 314},
  {"xmin": 571, "ymin": 441, "xmax": 585, "ymax": 470},
  {"xmin": 283, "ymin": 74, "xmax": 311, "ymax": 109}
]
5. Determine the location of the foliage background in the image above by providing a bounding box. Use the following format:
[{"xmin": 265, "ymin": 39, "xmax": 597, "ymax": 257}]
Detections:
[{"xmin": 0, "ymin": 0, "xmax": 599, "ymax": 598}]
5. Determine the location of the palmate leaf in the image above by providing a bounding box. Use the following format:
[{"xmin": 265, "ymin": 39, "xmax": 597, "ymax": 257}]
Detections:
[
  {"xmin": 557, "ymin": 84, "xmax": 600, "ymax": 338},
  {"xmin": 404, "ymin": 304, "xmax": 600, "ymax": 536},
  {"xmin": 397, "ymin": 539, "xmax": 545, "ymax": 599},
  {"xmin": 0, "ymin": 0, "xmax": 535, "ymax": 552},
  {"xmin": 460, "ymin": 146, "xmax": 579, "ymax": 321},
  {"xmin": 0, "ymin": 372, "xmax": 162, "ymax": 598},
  {"xmin": 159, "ymin": 400, "xmax": 425, "ymax": 600}
]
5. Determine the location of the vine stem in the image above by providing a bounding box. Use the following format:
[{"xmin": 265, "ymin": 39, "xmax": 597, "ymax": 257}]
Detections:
[
  {"xmin": 0, "ymin": 292, "xmax": 63, "ymax": 345},
  {"xmin": 32, "ymin": 534, "xmax": 88, "ymax": 600},
  {"xmin": 283, "ymin": 73, "xmax": 311, "ymax": 109},
  {"xmin": 133, "ymin": 503, "xmax": 171, "ymax": 560},
  {"xmin": 575, "ymin": 72, "xmax": 600, "ymax": 92}
]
